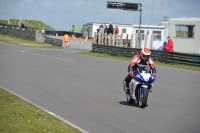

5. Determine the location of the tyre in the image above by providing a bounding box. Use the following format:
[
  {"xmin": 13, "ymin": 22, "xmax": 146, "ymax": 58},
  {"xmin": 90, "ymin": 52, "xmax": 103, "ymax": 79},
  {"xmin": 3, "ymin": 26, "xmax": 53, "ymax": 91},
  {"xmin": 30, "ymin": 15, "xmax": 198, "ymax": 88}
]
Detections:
[{"xmin": 138, "ymin": 88, "xmax": 148, "ymax": 108}]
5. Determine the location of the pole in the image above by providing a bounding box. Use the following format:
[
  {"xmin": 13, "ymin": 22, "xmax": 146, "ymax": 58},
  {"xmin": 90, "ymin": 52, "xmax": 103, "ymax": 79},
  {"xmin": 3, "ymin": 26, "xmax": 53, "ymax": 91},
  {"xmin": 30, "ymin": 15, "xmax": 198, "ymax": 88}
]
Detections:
[
  {"xmin": 160, "ymin": 0, "xmax": 163, "ymax": 25},
  {"xmin": 150, "ymin": 1, "xmax": 154, "ymax": 25},
  {"xmin": 168, "ymin": 3, "xmax": 170, "ymax": 20},
  {"xmin": 138, "ymin": 3, "xmax": 142, "ymax": 48}
]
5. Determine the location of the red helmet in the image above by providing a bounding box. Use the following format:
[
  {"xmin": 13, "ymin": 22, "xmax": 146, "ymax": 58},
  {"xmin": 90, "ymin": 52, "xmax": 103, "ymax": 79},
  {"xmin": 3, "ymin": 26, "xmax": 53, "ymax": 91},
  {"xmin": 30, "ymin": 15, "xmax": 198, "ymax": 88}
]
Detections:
[{"xmin": 140, "ymin": 48, "xmax": 151, "ymax": 60}]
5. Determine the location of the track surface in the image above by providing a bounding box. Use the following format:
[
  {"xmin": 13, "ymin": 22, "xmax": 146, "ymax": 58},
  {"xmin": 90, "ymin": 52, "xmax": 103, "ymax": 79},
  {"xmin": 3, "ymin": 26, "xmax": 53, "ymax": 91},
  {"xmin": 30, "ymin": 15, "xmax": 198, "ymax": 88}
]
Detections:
[{"xmin": 0, "ymin": 41, "xmax": 200, "ymax": 133}]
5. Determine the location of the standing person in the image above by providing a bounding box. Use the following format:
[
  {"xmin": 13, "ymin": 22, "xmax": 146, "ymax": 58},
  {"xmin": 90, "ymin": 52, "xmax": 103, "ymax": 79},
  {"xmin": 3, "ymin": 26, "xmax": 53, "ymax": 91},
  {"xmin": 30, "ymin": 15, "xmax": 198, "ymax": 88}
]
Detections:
[
  {"xmin": 115, "ymin": 26, "xmax": 119, "ymax": 35},
  {"xmin": 104, "ymin": 24, "xmax": 108, "ymax": 34},
  {"xmin": 31, "ymin": 25, "xmax": 35, "ymax": 31},
  {"xmin": 107, "ymin": 22, "xmax": 113, "ymax": 35},
  {"xmin": 163, "ymin": 36, "xmax": 174, "ymax": 52},
  {"xmin": 96, "ymin": 25, "xmax": 104, "ymax": 44},
  {"xmin": 123, "ymin": 48, "xmax": 156, "ymax": 103},
  {"xmin": 42, "ymin": 29, "xmax": 45, "ymax": 37},
  {"xmin": 21, "ymin": 22, "xmax": 25, "ymax": 28},
  {"xmin": 63, "ymin": 32, "xmax": 70, "ymax": 48}
]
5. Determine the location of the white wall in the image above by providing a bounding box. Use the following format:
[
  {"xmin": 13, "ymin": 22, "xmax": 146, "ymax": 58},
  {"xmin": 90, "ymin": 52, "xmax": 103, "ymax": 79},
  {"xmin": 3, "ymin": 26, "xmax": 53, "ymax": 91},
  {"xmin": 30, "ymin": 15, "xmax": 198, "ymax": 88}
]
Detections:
[
  {"xmin": 82, "ymin": 23, "xmax": 168, "ymax": 49},
  {"xmin": 168, "ymin": 18, "xmax": 200, "ymax": 54},
  {"xmin": 132, "ymin": 27, "xmax": 167, "ymax": 49}
]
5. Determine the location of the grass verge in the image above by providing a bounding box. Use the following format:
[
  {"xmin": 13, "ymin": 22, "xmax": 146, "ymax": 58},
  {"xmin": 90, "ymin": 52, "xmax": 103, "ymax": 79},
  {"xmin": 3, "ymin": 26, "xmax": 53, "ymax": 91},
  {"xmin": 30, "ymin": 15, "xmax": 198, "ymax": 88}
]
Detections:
[
  {"xmin": 0, "ymin": 34, "xmax": 61, "ymax": 49},
  {"xmin": 0, "ymin": 88, "xmax": 81, "ymax": 133},
  {"xmin": 78, "ymin": 51, "xmax": 200, "ymax": 72}
]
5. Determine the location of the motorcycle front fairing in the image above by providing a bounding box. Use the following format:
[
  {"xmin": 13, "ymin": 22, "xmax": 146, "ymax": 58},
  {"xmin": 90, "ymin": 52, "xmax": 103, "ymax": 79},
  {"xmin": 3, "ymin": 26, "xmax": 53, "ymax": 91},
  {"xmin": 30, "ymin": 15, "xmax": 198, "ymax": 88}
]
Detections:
[{"xmin": 134, "ymin": 68, "xmax": 155, "ymax": 86}]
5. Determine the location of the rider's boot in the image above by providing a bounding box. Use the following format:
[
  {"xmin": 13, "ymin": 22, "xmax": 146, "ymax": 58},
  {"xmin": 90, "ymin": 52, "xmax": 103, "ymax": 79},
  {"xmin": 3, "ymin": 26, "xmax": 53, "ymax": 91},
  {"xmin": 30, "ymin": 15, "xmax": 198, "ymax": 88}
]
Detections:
[
  {"xmin": 123, "ymin": 80, "xmax": 130, "ymax": 94},
  {"xmin": 149, "ymin": 86, "xmax": 153, "ymax": 92},
  {"xmin": 124, "ymin": 75, "xmax": 132, "ymax": 94}
]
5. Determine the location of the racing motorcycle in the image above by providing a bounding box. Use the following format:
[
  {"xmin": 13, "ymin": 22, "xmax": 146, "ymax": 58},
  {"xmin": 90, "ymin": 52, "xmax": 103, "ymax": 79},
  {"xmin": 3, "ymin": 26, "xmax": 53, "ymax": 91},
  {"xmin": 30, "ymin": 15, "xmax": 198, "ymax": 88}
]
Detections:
[{"xmin": 123, "ymin": 64, "xmax": 156, "ymax": 108}]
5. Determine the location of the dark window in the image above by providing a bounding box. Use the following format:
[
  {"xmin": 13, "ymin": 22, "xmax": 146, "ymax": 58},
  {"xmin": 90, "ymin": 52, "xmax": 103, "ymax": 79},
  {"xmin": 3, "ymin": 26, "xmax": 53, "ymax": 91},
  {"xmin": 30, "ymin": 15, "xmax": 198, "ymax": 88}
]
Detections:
[
  {"xmin": 176, "ymin": 25, "xmax": 195, "ymax": 38},
  {"xmin": 122, "ymin": 28, "xmax": 126, "ymax": 33}
]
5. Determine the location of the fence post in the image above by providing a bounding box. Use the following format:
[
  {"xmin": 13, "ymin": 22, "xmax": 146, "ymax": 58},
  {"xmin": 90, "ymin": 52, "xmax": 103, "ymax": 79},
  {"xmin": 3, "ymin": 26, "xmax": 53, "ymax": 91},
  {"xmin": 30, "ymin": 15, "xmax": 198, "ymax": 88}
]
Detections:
[
  {"xmin": 120, "ymin": 33, "xmax": 123, "ymax": 46},
  {"xmin": 116, "ymin": 34, "xmax": 119, "ymax": 46},
  {"xmin": 150, "ymin": 34, "xmax": 153, "ymax": 49},
  {"xmin": 126, "ymin": 34, "xmax": 129, "ymax": 47},
  {"xmin": 139, "ymin": 34, "xmax": 142, "ymax": 48},
  {"xmin": 94, "ymin": 32, "xmax": 97, "ymax": 43},
  {"xmin": 144, "ymin": 34, "xmax": 148, "ymax": 48},
  {"xmin": 105, "ymin": 33, "xmax": 107, "ymax": 45},
  {"xmin": 98, "ymin": 34, "xmax": 101, "ymax": 44},
  {"xmin": 131, "ymin": 34, "xmax": 134, "ymax": 48},
  {"xmin": 101, "ymin": 33, "xmax": 104, "ymax": 44},
  {"xmin": 108, "ymin": 33, "xmax": 111, "ymax": 45},
  {"xmin": 112, "ymin": 34, "xmax": 115, "ymax": 46},
  {"xmin": 135, "ymin": 34, "xmax": 138, "ymax": 48}
]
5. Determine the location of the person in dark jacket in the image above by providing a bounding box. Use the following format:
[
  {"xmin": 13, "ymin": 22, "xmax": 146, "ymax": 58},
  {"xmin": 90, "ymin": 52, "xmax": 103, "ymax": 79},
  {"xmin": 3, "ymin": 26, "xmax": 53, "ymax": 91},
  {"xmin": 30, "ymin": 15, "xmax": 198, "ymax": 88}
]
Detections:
[
  {"xmin": 104, "ymin": 24, "xmax": 108, "ymax": 34},
  {"xmin": 107, "ymin": 22, "xmax": 113, "ymax": 35}
]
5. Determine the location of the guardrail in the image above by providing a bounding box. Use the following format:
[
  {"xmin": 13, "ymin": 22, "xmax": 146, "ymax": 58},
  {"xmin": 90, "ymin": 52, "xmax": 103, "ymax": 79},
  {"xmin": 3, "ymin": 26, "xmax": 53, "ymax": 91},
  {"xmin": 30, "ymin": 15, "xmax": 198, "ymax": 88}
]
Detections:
[{"xmin": 92, "ymin": 44, "xmax": 200, "ymax": 66}]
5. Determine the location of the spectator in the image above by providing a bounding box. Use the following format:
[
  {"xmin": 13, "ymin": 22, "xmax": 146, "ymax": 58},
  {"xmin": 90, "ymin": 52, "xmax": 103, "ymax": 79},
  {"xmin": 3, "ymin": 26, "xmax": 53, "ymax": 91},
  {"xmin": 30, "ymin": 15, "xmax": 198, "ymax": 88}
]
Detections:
[
  {"xmin": 107, "ymin": 22, "xmax": 113, "ymax": 35},
  {"xmin": 31, "ymin": 25, "xmax": 35, "ymax": 31},
  {"xmin": 163, "ymin": 36, "xmax": 174, "ymax": 52},
  {"xmin": 21, "ymin": 22, "xmax": 25, "ymax": 28},
  {"xmin": 42, "ymin": 29, "xmax": 45, "ymax": 37},
  {"xmin": 115, "ymin": 26, "xmax": 119, "ymax": 35},
  {"xmin": 63, "ymin": 32, "xmax": 70, "ymax": 48},
  {"xmin": 96, "ymin": 28, "xmax": 99, "ymax": 33},
  {"xmin": 104, "ymin": 24, "xmax": 108, "ymax": 34},
  {"xmin": 98, "ymin": 25, "xmax": 104, "ymax": 34},
  {"xmin": 96, "ymin": 25, "xmax": 104, "ymax": 44}
]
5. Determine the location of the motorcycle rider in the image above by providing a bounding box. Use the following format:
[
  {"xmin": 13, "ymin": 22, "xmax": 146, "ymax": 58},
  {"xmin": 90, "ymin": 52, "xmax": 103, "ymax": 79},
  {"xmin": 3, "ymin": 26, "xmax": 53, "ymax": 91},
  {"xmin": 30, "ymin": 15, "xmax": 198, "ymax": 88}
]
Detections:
[{"xmin": 124, "ymin": 48, "xmax": 156, "ymax": 103}]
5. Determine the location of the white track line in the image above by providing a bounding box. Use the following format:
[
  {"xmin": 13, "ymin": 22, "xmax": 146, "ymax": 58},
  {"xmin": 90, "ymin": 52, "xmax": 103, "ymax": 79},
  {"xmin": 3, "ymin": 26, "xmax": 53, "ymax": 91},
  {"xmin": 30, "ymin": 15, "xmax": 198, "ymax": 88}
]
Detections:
[
  {"xmin": 21, "ymin": 51, "xmax": 76, "ymax": 62},
  {"xmin": 0, "ymin": 85, "xmax": 89, "ymax": 133}
]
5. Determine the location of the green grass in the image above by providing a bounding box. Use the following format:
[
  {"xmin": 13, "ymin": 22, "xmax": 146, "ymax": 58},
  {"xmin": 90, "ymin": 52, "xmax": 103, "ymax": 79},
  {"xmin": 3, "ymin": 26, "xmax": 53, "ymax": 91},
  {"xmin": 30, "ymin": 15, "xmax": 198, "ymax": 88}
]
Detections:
[
  {"xmin": 0, "ymin": 88, "xmax": 81, "ymax": 133},
  {"xmin": 0, "ymin": 34, "xmax": 61, "ymax": 49},
  {"xmin": 0, "ymin": 19, "xmax": 54, "ymax": 30},
  {"xmin": 78, "ymin": 51, "xmax": 200, "ymax": 72}
]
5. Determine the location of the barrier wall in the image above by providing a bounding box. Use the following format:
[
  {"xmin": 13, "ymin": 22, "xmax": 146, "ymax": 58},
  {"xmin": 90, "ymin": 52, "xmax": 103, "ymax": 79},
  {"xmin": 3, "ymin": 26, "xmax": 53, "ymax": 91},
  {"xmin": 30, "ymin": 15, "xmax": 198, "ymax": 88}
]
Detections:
[
  {"xmin": 44, "ymin": 37, "xmax": 62, "ymax": 47},
  {"xmin": 0, "ymin": 26, "xmax": 35, "ymax": 41}
]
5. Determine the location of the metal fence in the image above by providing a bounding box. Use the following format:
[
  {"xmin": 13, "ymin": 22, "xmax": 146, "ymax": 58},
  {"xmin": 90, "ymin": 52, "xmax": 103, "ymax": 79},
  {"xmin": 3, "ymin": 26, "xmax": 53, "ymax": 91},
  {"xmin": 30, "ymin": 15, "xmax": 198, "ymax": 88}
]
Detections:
[{"xmin": 92, "ymin": 44, "xmax": 200, "ymax": 66}]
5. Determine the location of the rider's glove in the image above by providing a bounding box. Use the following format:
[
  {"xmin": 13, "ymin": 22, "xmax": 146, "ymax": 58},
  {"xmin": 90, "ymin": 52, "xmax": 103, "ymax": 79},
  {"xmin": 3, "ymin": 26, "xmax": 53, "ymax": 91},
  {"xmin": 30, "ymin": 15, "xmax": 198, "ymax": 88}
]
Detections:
[
  {"xmin": 153, "ymin": 73, "xmax": 156, "ymax": 78},
  {"xmin": 129, "ymin": 71, "xmax": 134, "ymax": 77}
]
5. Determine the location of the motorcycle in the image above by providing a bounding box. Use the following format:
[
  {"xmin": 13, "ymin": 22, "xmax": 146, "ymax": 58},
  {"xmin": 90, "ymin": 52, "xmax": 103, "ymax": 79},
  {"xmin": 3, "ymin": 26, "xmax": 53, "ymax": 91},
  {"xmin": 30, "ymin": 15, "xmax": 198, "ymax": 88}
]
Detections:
[{"xmin": 123, "ymin": 64, "xmax": 156, "ymax": 108}]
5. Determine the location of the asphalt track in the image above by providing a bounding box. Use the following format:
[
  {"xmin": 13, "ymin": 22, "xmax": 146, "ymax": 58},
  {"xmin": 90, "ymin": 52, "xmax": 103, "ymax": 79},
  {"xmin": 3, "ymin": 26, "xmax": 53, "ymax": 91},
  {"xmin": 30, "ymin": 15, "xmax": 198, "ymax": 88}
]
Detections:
[{"xmin": 0, "ymin": 40, "xmax": 200, "ymax": 133}]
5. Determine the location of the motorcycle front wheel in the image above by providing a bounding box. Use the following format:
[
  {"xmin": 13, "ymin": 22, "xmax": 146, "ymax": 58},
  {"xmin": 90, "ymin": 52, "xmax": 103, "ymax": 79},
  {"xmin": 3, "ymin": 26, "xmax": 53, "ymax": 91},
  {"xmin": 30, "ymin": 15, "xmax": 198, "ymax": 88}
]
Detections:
[{"xmin": 138, "ymin": 88, "xmax": 148, "ymax": 108}]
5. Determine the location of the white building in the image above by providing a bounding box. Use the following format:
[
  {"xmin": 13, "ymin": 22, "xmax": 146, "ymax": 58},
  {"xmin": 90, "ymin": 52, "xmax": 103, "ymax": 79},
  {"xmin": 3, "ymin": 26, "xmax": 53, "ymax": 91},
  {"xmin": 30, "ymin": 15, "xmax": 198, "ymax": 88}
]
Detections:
[
  {"xmin": 82, "ymin": 22, "xmax": 133, "ymax": 39},
  {"xmin": 82, "ymin": 22, "xmax": 168, "ymax": 49},
  {"xmin": 132, "ymin": 25, "xmax": 167, "ymax": 49},
  {"xmin": 168, "ymin": 17, "xmax": 200, "ymax": 54}
]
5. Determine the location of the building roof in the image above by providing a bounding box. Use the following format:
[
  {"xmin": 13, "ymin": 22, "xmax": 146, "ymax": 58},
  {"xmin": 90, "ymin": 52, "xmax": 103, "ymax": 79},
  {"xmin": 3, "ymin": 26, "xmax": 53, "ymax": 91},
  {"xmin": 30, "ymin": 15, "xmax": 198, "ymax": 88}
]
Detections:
[
  {"xmin": 170, "ymin": 17, "xmax": 200, "ymax": 21},
  {"xmin": 83, "ymin": 22, "xmax": 132, "ymax": 26},
  {"xmin": 132, "ymin": 25, "xmax": 166, "ymax": 28},
  {"xmin": 83, "ymin": 22, "xmax": 166, "ymax": 28}
]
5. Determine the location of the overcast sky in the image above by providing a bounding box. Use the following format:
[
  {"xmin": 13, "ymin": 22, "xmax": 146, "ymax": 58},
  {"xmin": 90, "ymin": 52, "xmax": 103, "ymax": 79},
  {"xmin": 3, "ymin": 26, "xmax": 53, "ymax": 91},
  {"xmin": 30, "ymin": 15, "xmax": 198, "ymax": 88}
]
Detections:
[{"xmin": 0, "ymin": 0, "xmax": 199, "ymax": 31}]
